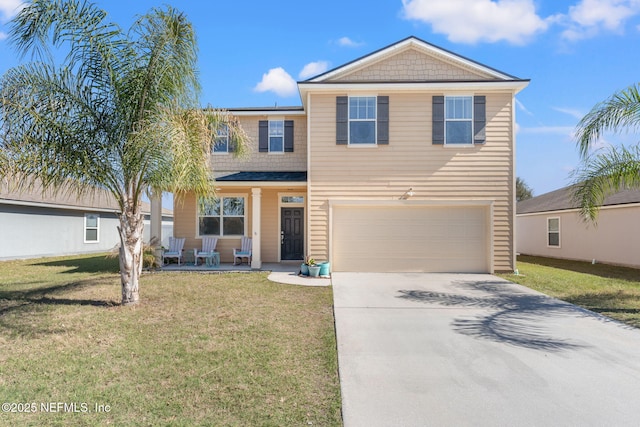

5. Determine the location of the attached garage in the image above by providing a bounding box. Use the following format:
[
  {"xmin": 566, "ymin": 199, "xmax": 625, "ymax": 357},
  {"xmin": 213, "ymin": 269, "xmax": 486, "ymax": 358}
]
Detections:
[{"xmin": 330, "ymin": 202, "xmax": 492, "ymax": 273}]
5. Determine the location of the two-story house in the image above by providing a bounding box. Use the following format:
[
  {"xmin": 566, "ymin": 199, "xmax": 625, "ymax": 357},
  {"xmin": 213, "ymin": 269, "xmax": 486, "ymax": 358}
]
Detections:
[{"xmin": 172, "ymin": 36, "xmax": 529, "ymax": 273}]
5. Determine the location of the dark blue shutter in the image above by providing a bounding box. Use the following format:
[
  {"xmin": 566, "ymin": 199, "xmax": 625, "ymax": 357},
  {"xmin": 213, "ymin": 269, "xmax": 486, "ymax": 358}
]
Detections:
[
  {"xmin": 336, "ymin": 96, "xmax": 348, "ymax": 145},
  {"xmin": 259, "ymin": 120, "xmax": 268, "ymax": 152},
  {"xmin": 284, "ymin": 120, "xmax": 294, "ymax": 152},
  {"xmin": 432, "ymin": 96, "xmax": 444, "ymax": 145},
  {"xmin": 377, "ymin": 96, "xmax": 389, "ymax": 145},
  {"xmin": 474, "ymin": 96, "xmax": 486, "ymax": 144}
]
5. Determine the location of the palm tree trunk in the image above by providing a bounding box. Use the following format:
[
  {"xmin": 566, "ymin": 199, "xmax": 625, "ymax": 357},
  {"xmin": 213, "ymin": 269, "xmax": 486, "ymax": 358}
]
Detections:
[{"xmin": 118, "ymin": 207, "xmax": 144, "ymax": 305}]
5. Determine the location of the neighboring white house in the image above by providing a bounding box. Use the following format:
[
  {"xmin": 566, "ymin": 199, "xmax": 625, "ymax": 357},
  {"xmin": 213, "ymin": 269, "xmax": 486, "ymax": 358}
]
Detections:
[
  {"xmin": 0, "ymin": 180, "xmax": 173, "ymax": 260},
  {"xmin": 516, "ymin": 185, "xmax": 640, "ymax": 269}
]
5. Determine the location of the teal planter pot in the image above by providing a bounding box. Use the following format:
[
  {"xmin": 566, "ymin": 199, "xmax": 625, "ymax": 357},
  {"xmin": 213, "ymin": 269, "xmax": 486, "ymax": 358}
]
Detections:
[
  {"xmin": 308, "ymin": 265, "xmax": 321, "ymax": 277},
  {"xmin": 318, "ymin": 262, "xmax": 331, "ymax": 277},
  {"xmin": 300, "ymin": 263, "xmax": 309, "ymax": 276}
]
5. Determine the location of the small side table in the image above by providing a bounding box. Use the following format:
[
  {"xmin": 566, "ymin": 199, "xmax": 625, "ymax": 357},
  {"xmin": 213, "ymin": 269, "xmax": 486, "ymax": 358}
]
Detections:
[{"xmin": 206, "ymin": 252, "xmax": 220, "ymax": 267}]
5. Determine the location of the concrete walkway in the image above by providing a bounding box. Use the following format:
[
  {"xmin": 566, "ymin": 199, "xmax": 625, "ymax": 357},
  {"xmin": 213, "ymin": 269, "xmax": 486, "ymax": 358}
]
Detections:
[{"xmin": 333, "ymin": 272, "xmax": 640, "ymax": 427}]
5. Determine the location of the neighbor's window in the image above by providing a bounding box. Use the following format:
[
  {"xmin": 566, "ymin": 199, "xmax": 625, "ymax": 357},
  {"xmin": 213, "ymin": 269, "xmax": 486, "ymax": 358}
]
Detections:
[
  {"xmin": 199, "ymin": 196, "xmax": 245, "ymax": 236},
  {"xmin": 445, "ymin": 96, "xmax": 473, "ymax": 145},
  {"xmin": 213, "ymin": 124, "xmax": 229, "ymax": 153},
  {"xmin": 269, "ymin": 120, "xmax": 284, "ymax": 152},
  {"xmin": 84, "ymin": 213, "xmax": 99, "ymax": 243},
  {"xmin": 349, "ymin": 96, "xmax": 376, "ymax": 144},
  {"xmin": 547, "ymin": 217, "xmax": 560, "ymax": 247}
]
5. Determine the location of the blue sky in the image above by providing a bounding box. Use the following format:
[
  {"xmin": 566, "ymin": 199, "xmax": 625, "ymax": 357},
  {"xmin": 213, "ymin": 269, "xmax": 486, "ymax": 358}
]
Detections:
[{"xmin": 1, "ymin": 0, "xmax": 640, "ymax": 198}]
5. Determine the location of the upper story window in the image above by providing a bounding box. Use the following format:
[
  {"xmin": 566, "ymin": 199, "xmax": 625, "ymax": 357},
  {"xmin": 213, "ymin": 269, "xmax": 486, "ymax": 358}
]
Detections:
[
  {"xmin": 84, "ymin": 213, "xmax": 99, "ymax": 243},
  {"xmin": 259, "ymin": 120, "xmax": 294, "ymax": 152},
  {"xmin": 432, "ymin": 95, "xmax": 485, "ymax": 146},
  {"xmin": 198, "ymin": 196, "xmax": 246, "ymax": 236},
  {"xmin": 445, "ymin": 96, "xmax": 473, "ymax": 145},
  {"xmin": 349, "ymin": 97, "xmax": 376, "ymax": 145},
  {"xmin": 213, "ymin": 124, "xmax": 229, "ymax": 153},
  {"xmin": 336, "ymin": 96, "xmax": 389, "ymax": 146},
  {"xmin": 269, "ymin": 120, "xmax": 284, "ymax": 152}
]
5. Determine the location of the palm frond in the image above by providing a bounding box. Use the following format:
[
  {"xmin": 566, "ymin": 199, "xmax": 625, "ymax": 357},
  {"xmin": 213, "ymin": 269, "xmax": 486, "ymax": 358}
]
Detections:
[
  {"xmin": 571, "ymin": 145, "xmax": 640, "ymax": 221},
  {"xmin": 575, "ymin": 83, "xmax": 640, "ymax": 158}
]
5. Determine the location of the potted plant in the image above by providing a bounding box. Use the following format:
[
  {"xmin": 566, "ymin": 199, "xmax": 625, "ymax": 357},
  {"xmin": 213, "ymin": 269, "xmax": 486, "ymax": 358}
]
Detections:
[
  {"xmin": 307, "ymin": 258, "xmax": 321, "ymax": 277},
  {"xmin": 300, "ymin": 256, "xmax": 312, "ymax": 276}
]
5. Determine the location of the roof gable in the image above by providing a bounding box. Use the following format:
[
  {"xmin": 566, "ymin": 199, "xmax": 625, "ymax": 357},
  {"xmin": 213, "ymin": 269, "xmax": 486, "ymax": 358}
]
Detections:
[{"xmin": 308, "ymin": 36, "xmax": 519, "ymax": 83}]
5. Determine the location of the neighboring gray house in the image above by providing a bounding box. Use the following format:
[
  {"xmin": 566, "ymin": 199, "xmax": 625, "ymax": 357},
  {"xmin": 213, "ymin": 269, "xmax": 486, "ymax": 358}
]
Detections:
[
  {"xmin": 517, "ymin": 185, "xmax": 640, "ymax": 269},
  {"xmin": 0, "ymin": 181, "xmax": 173, "ymax": 260}
]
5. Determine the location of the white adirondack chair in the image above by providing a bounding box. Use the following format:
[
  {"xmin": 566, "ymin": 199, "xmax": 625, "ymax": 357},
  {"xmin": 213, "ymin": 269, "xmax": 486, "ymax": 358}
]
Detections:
[
  {"xmin": 194, "ymin": 237, "xmax": 218, "ymax": 266},
  {"xmin": 162, "ymin": 237, "xmax": 185, "ymax": 265},
  {"xmin": 233, "ymin": 236, "xmax": 252, "ymax": 265}
]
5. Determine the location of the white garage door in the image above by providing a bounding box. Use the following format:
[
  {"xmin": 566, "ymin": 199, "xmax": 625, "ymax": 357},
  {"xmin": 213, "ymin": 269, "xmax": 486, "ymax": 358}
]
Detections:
[{"xmin": 332, "ymin": 204, "xmax": 490, "ymax": 273}]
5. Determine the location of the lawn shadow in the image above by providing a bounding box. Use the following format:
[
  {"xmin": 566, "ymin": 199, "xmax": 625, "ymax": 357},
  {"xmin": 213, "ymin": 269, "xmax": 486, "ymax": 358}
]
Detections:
[
  {"xmin": 397, "ymin": 279, "xmax": 601, "ymax": 352},
  {"xmin": 32, "ymin": 254, "xmax": 119, "ymax": 274},
  {"xmin": 518, "ymin": 255, "xmax": 640, "ymax": 283},
  {"xmin": 0, "ymin": 277, "xmax": 120, "ymax": 321}
]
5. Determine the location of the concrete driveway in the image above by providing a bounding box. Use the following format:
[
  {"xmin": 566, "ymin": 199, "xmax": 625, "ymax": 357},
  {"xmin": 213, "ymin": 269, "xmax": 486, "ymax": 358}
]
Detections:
[{"xmin": 332, "ymin": 272, "xmax": 640, "ymax": 427}]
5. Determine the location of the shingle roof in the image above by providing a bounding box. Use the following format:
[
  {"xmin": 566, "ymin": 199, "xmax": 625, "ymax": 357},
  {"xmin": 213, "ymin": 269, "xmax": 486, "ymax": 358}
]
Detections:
[
  {"xmin": 517, "ymin": 185, "xmax": 640, "ymax": 214},
  {"xmin": 216, "ymin": 171, "xmax": 307, "ymax": 182},
  {"xmin": 0, "ymin": 178, "xmax": 172, "ymax": 216}
]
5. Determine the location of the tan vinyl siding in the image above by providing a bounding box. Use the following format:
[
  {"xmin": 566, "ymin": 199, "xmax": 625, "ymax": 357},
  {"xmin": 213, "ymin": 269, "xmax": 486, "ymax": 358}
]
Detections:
[
  {"xmin": 212, "ymin": 116, "xmax": 307, "ymax": 173},
  {"xmin": 329, "ymin": 47, "xmax": 495, "ymax": 82},
  {"xmin": 308, "ymin": 91, "xmax": 514, "ymax": 271}
]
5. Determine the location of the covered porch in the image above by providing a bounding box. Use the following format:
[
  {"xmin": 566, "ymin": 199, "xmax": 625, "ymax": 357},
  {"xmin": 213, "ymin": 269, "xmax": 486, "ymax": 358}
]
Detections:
[{"xmin": 160, "ymin": 171, "xmax": 308, "ymax": 271}]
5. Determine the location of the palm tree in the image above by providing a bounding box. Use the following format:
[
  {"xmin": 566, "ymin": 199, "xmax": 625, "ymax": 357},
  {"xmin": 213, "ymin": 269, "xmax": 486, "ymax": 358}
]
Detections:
[
  {"xmin": 0, "ymin": 0, "xmax": 248, "ymax": 305},
  {"xmin": 572, "ymin": 83, "xmax": 640, "ymax": 221}
]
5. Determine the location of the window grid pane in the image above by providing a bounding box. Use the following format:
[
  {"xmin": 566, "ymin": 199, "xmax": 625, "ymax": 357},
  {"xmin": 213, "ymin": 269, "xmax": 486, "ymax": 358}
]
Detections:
[
  {"xmin": 445, "ymin": 96, "xmax": 473, "ymax": 145},
  {"xmin": 349, "ymin": 97, "xmax": 376, "ymax": 144},
  {"xmin": 446, "ymin": 122, "xmax": 472, "ymax": 144},
  {"xmin": 213, "ymin": 125, "xmax": 229, "ymax": 153},
  {"xmin": 199, "ymin": 197, "xmax": 245, "ymax": 236},
  {"xmin": 269, "ymin": 120, "xmax": 284, "ymax": 152},
  {"xmin": 85, "ymin": 229, "xmax": 98, "ymax": 241}
]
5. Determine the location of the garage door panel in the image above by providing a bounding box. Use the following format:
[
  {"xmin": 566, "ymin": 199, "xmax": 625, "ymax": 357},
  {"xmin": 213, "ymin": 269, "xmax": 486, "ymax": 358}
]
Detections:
[{"xmin": 332, "ymin": 205, "xmax": 489, "ymax": 273}]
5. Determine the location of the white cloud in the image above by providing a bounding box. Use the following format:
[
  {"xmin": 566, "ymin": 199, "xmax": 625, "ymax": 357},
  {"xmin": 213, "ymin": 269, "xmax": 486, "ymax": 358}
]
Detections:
[
  {"xmin": 515, "ymin": 98, "xmax": 533, "ymax": 116},
  {"xmin": 519, "ymin": 125, "xmax": 576, "ymax": 135},
  {"xmin": 401, "ymin": 0, "xmax": 552, "ymax": 44},
  {"xmin": 562, "ymin": 0, "xmax": 640, "ymax": 41},
  {"xmin": 0, "ymin": 0, "xmax": 25, "ymax": 23},
  {"xmin": 336, "ymin": 36, "xmax": 364, "ymax": 47},
  {"xmin": 0, "ymin": 31, "xmax": 7, "ymax": 41},
  {"xmin": 552, "ymin": 107, "xmax": 585, "ymax": 120},
  {"xmin": 298, "ymin": 61, "xmax": 330, "ymax": 80},
  {"xmin": 253, "ymin": 67, "xmax": 297, "ymax": 97}
]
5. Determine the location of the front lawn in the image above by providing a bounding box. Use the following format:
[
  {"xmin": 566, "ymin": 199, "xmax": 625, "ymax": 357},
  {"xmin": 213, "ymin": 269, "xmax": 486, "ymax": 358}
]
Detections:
[
  {"xmin": 0, "ymin": 254, "xmax": 342, "ymax": 426},
  {"xmin": 500, "ymin": 255, "xmax": 640, "ymax": 328}
]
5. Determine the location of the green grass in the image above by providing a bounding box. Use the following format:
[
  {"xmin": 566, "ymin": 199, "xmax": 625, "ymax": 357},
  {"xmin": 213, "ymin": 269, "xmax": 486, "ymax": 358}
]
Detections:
[
  {"xmin": 0, "ymin": 254, "xmax": 342, "ymax": 426},
  {"xmin": 499, "ymin": 255, "xmax": 640, "ymax": 328}
]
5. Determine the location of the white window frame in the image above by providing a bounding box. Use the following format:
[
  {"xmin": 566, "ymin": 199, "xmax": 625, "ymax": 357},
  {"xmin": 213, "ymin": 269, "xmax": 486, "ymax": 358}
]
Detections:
[
  {"xmin": 269, "ymin": 119, "xmax": 285, "ymax": 153},
  {"xmin": 547, "ymin": 217, "xmax": 560, "ymax": 248},
  {"xmin": 213, "ymin": 124, "xmax": 229, "ymax": 154},
  {"xmin": 197, "ymin": 195, "xmax": 247, "ymax": 238},
  {"xmin": 84, "ymin": 213, "xmax": 100, "ymax": 243},
  {"xmin": 348, "ymin": 96, "xmax": 377, "ymax": 146},
  {"xmin": 444, "ymin": 95, "xmax": 473, "ymax": 146}
]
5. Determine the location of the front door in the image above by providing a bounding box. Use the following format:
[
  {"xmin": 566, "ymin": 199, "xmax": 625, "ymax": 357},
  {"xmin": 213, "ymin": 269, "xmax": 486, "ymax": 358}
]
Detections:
[{"xmin": 281, "ymin": 207, "xmax": 304, "ymax": 260}]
